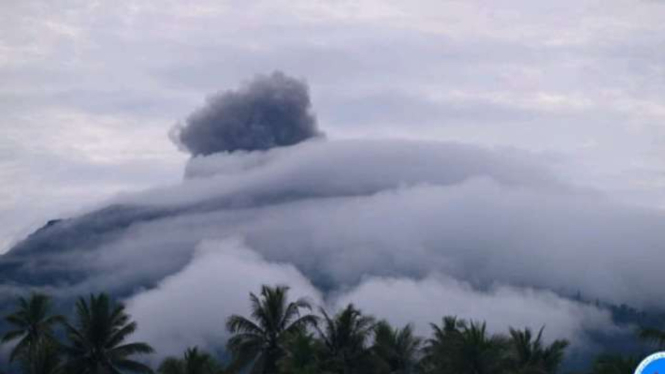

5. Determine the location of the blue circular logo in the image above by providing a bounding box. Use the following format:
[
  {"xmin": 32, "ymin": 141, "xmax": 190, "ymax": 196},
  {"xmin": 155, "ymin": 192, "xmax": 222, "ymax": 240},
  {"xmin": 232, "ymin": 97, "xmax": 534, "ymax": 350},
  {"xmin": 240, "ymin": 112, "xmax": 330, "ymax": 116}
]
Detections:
[{"xmin": 636, "ymin": 352, "xmax": 665, "ymax": 374}]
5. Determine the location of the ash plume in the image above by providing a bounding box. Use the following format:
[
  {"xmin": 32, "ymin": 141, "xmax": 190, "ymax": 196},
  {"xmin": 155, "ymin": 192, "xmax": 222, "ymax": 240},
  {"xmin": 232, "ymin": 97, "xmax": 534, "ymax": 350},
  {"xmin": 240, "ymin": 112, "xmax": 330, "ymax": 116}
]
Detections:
[{"xmin": 172, "ymin": 71, "xmax": 321, "ymax": 155}]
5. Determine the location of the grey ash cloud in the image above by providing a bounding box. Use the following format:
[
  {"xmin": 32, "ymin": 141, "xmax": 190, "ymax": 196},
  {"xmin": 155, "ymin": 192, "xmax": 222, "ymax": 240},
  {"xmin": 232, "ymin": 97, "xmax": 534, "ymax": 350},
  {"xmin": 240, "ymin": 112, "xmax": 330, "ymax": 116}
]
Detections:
[{"xmin": 172, "ymin": 71, "xmax": 322, "ymax": 156}]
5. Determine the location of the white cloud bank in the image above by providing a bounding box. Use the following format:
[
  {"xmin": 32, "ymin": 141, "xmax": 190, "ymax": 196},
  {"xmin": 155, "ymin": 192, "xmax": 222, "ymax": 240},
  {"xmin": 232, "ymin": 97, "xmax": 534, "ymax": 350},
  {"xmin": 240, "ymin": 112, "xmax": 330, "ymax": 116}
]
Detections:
[
  {"xmin": 334, "ymin": 276, "xmax": 616, "ymax": 348},
  {"xmin": 125, "ymin": 237, "xmax": 617, "ymax": 361},
  {"xmin": 126, "ymin": 238, "xmax": 323, "ymax": 358}
]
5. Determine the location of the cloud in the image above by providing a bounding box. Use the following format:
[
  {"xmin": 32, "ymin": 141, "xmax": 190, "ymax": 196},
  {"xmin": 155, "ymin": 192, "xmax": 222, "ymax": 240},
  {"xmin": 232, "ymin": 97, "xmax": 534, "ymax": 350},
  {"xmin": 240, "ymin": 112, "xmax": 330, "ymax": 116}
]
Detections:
[
  {"xmin": 3, "ymin": 137, "xmax": 665, "ymax": 314},
  {"xmin": 125, "ymin": 238, "xmax": 322, "ymax": 359},
  {"xmin": 124, "ymin": 237, "xmax": 614, "ymax": 362},
  {"xmin": 6, "ymin": 138, "xmax": 665, "ymax": 315},
  {"xmin": 171, "ymin": 71, "xmax": 321, "ymax": 156},
  {"xmin": 333, "ymin": 275, "xmax": 618, "ymax": 348}
]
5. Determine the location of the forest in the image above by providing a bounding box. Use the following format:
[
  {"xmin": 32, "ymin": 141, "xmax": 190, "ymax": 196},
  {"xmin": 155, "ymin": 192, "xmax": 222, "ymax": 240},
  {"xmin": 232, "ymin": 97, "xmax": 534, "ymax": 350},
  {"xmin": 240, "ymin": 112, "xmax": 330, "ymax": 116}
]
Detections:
[{"xmin": 0, "ymin": 285, "xmax": 658, "ymax": 374}]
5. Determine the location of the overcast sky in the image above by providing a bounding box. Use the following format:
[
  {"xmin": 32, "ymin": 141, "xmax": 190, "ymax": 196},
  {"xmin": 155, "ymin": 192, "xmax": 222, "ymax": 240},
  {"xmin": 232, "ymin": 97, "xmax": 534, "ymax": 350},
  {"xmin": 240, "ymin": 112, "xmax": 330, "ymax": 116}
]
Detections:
[{"xmin": 2, "ymin": 0, "xmax": 665, "ymax": 252}]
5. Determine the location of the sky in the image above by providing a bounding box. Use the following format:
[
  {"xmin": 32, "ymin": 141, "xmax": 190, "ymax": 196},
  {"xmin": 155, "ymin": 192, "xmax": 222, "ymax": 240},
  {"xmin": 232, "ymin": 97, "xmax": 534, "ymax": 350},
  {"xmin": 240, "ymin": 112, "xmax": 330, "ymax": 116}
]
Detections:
[{"xmin": 2, "ymin": 0, "xmax": 665, "ymax": 251}]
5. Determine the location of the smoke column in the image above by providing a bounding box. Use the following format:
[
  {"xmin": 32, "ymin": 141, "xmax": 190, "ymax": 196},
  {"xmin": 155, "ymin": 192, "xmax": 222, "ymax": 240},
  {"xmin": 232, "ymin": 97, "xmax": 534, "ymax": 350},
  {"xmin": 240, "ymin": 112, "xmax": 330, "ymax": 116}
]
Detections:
[{"xmin": 172, "ymin": 71, "xmax": 321, "ymax": 155}]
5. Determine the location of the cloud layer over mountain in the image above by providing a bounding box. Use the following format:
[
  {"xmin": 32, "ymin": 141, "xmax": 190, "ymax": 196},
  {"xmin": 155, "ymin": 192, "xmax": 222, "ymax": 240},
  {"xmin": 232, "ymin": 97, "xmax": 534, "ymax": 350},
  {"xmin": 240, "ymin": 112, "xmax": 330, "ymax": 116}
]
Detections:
[
  {"xmin": 4, "ymin": 134, "xmax": 664, "ymax": 360},
  {"xmin": 3, "ymin": 71, "xmax": 664, "ymax": 364}
]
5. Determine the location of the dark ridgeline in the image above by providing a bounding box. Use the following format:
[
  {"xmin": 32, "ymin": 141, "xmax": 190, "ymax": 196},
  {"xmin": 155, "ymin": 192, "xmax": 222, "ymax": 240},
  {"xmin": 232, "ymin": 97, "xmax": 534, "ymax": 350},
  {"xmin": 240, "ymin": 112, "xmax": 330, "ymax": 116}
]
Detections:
[{"xmin": 0, "ymin": 205, "xmax": 171, "ymax": 287}]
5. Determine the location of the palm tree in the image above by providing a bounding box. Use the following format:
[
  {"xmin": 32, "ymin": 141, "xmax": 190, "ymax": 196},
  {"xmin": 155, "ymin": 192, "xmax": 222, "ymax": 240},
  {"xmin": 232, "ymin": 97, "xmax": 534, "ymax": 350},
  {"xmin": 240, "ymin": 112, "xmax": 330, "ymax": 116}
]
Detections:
[
  {"xmin": 371, "ymin": 321, "xmax": 422, "ymax": 374},
  {"xmin": 421, "ymin": 316, "xmax": 466, "ymax": 373},
  {"xmin": 422, "ymin": 317, "xmax": 507, "ymax": 374},
  {"xmin": 589, "ymin": 353, "xmax": 640, "ymax": 374},
  {"xmin": 277, "ymin": 331, "xmax": 323, "ymax": 374},
  {"xmin": 60, "ymin": 293, "xmax": 154, "ymax": 374},
  {"xmin": 506, "ymin": 327, "xmax": 568, "ymax": 374},
  {"xmin": 422, "ymin": 316, "xmax": 455, "ymax": 362},
  {"xmin": 226, "ymin": 285, "xmax": 317, "ymax": 374},
  {"xmin": 457, "ymin": 320, "xmax": 508, "ymax": 374},
  {"xmin": 22, "ymin": 339, "xmax": 62, "ymax": 374},
  {"xmin": 316, "ymin": 304, "xmax": 376, "ymax": 374},
  {"xmin": 1, "ymin": 293, "xmax": 64, "ymax": 363},
  {"xmin": 158, "ymin": 347, "xmax": 226, "ymax": 374}
]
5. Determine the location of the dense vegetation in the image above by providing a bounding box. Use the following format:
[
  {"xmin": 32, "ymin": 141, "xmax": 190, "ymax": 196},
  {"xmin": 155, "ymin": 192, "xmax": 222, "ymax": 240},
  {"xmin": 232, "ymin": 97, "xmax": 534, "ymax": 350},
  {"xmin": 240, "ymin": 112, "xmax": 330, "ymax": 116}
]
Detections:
[{"xmin": 0, "ymin": 286, "xmax": 658, "ymax": 374}]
